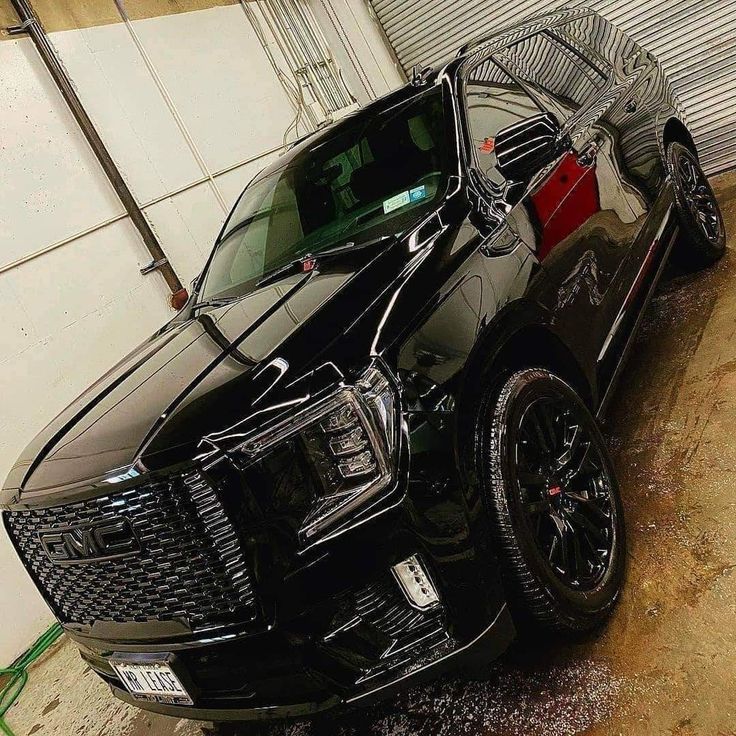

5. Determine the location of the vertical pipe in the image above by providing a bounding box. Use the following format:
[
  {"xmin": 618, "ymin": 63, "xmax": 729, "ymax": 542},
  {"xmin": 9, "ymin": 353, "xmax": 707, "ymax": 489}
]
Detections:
[
  {"xmin": 244, "ymin": 1, "xmax": 320, "ymax": 131},
  {"xmin": 265, "ymin": 0, "xmax": 329, "ymax": 116},
  {"xmin": 238, "ymin": 0, "xmax": 306, "ymax": 135},
  {"xmin": 292, "ymin": 0, "xmax": 353, "ymax": 107},
  {"xmin": 9, "ymin": 0, "xmax": 183, "ymax": 297},
  {"xmin": 290, "ymin": 0, "xmax": 348, "ymax": 109},
  {"xmin": 279, "ymin": 0, "xmax": 335, "ymax": 109}
]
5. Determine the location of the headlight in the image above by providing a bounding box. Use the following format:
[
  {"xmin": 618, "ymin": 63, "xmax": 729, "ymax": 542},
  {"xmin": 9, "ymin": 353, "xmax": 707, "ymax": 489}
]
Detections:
[{"xmin": 238, "ymin": 365, "xmax": 398, "ymax": 543}]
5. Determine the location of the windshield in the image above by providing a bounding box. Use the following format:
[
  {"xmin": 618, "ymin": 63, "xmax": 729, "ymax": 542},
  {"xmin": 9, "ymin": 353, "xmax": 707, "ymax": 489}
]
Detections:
[{"xmin": 198, "ymin": 88, "xmax": 448, "ymax": 301}]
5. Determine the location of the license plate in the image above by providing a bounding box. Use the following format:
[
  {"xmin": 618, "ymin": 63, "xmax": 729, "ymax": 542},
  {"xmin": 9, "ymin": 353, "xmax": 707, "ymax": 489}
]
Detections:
[{"xmin": 111, "ymin": 659, "xmax": 194, "ymax": 706}]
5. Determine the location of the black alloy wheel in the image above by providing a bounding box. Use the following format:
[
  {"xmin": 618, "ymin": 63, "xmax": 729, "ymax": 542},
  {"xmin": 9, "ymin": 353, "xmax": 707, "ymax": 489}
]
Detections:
[
  {"xmin": 677, "ymin": 151, "xmax": 723, "ymax": 245},
  {"xmin": 668, "ymin": 142, "xmax": 726, "ymax": 268},
  {"xmin": 478, "ymin": 368, "xmax": 626, "ymax": 632},
  {"xmin": 515, "ymin": 395, "xmax": 616, "ymax": 591}
]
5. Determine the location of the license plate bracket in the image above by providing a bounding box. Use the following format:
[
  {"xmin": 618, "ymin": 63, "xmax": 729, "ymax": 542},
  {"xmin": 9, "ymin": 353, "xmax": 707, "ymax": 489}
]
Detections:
[{"xmin": 110, "ymin": 652, "xmax": 195, "ymax": 706}]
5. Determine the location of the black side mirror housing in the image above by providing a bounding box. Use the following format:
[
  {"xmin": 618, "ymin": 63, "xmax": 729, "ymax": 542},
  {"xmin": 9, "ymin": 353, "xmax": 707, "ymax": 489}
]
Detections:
[{"xmin": 494, "ymin": 112, "xmax": 570, "ymax": 183}]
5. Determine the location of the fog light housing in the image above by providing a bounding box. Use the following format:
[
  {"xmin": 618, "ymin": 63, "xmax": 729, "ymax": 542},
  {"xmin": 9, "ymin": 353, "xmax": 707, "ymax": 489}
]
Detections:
[{"xmin": 392, "ymin": 555, "xmax": 440, "ymax": 611}]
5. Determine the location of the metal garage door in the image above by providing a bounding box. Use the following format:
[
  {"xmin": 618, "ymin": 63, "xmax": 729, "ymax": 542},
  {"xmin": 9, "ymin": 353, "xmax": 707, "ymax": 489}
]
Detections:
[{"xmin": 369, "ymin": 0, "xmax": 736, "ymax": 173}]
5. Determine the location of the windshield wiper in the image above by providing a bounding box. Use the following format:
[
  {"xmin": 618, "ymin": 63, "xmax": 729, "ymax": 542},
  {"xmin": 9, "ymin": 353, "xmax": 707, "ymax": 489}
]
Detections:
[
  {"xmin": 256, "ymin": 236, "xmax": 393, "ymax": 289},
  {"xmin": 256, "ymin": 257, "xmax": 313, "ymax": 289},
  {"xmin": 191, "ymin": 296, "xmax": 239, "ymax": 312}
]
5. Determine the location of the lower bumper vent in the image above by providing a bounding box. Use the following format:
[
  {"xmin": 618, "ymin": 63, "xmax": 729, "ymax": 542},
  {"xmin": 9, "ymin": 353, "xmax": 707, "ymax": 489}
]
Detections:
[{"xmin": 323, "ymin": 574, "xmax": 450, "ymax": 685}]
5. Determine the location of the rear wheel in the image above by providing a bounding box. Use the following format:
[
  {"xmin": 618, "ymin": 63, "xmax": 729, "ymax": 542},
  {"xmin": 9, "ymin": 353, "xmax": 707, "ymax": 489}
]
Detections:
[
  {"xmin": 668, "ymin": 142, "xmax": 726, "ymax": 268},
  {"xmin": 478, "ymin": 368, "xmax": 626, "ymax": 632}
]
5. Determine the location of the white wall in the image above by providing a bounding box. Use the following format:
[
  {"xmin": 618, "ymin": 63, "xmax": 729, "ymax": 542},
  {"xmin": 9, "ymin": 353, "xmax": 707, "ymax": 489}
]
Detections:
[
  {"xmin": 50, "ymin": 4, "xmax": 295, "ymax": 285},
  {"xmin": 0, "ymin": 0, "xmax": 398, "ymax": 664},
  {"xmin": 0, "ymin": 34, "xmax": 173, "ymax": 663},
  {"xmin": 0, "ymin": 4, "xmax": 295, "ymax": 665}
]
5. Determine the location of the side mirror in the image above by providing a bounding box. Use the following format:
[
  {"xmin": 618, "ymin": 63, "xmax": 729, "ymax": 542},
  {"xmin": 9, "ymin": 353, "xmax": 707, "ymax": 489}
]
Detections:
[{"xmin": 494, "ymin": 112, "xmax": 569, "ymax": 183}]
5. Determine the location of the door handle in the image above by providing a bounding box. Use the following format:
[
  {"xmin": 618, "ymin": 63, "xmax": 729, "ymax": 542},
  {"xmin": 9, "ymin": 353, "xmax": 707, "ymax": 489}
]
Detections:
[{"xmin": 577, "ymin": 138, "xmax": 603, "ymax": 167}]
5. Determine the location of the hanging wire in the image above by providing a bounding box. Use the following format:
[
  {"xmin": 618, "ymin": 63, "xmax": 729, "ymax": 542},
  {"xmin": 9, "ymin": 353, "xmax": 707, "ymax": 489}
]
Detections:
[
  {"xmin": 0, "ymin": 624, "xmax": 64, "ymax": 736},
  {"xmin": 239, "ymin": 0, "xmax": 317, "ymax": 146},
  {"xmin": 239, "ymin": 0, "xmax": 355, "ymax": 146}
]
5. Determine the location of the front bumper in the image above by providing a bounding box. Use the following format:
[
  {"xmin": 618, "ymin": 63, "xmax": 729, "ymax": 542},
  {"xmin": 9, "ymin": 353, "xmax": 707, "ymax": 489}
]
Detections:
[
  {"xmin": 67, "ymin": 482, "xmax": 514, "ymax": 720},
  {"xmin": 99, "ymin": 604, "xmax": 514, "ymax": 721}
]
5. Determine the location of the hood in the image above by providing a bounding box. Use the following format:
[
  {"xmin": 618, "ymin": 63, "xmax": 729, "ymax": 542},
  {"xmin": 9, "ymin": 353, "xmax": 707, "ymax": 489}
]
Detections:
[{"xmin": 5, "ymin": 248, "xmax": 392, "ymax": 498}]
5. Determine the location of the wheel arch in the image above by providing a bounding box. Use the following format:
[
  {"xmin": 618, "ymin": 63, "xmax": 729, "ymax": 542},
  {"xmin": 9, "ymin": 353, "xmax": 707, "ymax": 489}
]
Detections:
[
  {"xmin": 662, "ymin": 117, "xmax": 698, "ymax": 160},
  {"xmin": 454, "ymin": 313, "xmax": 596, "ymax": 471}
]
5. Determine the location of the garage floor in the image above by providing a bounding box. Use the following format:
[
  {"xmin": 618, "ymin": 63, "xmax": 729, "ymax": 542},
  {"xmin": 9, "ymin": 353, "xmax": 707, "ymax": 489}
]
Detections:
[{"xmin": 6, "ymin": 171, "xmax": 736, "ymax": 736}]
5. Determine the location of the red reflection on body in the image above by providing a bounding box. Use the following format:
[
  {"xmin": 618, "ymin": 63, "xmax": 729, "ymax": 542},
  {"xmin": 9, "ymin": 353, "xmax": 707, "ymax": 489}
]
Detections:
[{"xmin": 531, "ymin": 152, "xmax": 601, "ymax": 261}]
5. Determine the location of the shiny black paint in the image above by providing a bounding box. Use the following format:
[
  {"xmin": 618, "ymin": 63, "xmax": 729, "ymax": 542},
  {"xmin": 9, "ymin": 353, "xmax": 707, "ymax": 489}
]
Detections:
[{"xmin": 3, "ymin": 7, "xmax": 690, "ymax": 720}]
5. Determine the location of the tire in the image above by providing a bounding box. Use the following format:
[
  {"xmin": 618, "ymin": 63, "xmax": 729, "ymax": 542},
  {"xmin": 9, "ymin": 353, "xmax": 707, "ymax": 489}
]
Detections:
[
  {"xmin": 668, "ymin": 142, "xmax": 726, "ymax": 269},
  {"xmin": 477, "ymin": 368, "xmax": 626, "ymax": 633}
]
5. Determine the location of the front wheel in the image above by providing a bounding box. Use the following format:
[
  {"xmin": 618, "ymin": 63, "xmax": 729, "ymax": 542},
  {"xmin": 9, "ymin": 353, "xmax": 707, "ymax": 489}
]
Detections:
[{"xmin": 478, "ymin": 368, "xmax": 626, "ymax": 632}]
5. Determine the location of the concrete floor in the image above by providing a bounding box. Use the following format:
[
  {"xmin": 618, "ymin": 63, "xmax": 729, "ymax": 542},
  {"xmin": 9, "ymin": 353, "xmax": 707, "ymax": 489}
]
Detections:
[{"xmin": 5, "ymin": 172, "xmax": 736, "ymax": 736}]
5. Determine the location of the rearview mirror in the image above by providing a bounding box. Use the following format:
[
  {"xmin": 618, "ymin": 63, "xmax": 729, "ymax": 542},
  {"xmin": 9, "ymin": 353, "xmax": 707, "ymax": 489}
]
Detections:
[{"xmin": 494, "ymin": 112, "xmax": 569, "ymax": 183}]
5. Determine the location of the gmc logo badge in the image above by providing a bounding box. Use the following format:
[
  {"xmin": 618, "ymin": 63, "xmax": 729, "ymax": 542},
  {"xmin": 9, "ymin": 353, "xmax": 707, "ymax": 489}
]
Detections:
[{"xmin": 38, "ymin": 519, "xmax": 140, "ymax": 565}]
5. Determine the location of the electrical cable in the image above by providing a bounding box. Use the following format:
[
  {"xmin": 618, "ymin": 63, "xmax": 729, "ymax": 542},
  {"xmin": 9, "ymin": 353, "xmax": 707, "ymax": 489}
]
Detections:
[
  {"xmin": 0, "ymin": 624, "xmax": 64, "ymax": 736},
  {"xmin": 239, "ymin": 0, "xmax": 317, "ymax": 145}
]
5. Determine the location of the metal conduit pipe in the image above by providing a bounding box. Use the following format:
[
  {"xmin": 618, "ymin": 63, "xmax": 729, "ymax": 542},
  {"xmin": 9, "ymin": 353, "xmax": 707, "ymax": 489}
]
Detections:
[
  {"xmin": 268, "ymin": 0, "xmax": 325, "ymax": 103},
  {"xmin": 260, "ymin": 0, "xmax": 352, "ymax": 117},
  {"xmin": 295, "ymin": 0, "xmax": 354, "ymax": 108},
  {"xmin": 9, "ymin": 0, "xmax": 184, "ymax": 300},
  {"xmin": 241, "ymin": 0, "xmax": 319, "ymax": 132},
  {"xmin": 282, "ymin": 0, "xmax": 342, "ymax": 110},
  {"xmin": 290, "ymin": 0, "xmax": 353, "ymax": 107},
  {"xmin": 263, "ymin": 0, "xmax": 332, "ymax": 117},
  {"xmin": 242, "ymin": 0, "xmax": 354, "ymax": 135},
  {"xmin": 253, "ymin": 1, "xmax": 323, "ymax": 126},
  {"xmin": 238, "ymin": 0, "xmax": 317, "ymax": 138}
]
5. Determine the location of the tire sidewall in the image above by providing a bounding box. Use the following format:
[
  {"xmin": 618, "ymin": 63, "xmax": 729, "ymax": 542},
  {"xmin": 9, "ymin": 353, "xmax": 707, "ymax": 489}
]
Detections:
[{"xmin": 481, "ymin": 368, "xmax": 626, "ymax": 628}]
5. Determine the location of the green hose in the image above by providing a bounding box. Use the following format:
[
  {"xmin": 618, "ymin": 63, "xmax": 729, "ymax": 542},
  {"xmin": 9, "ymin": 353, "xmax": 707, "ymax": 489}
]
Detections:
[{"xmin": 0, "ymin": 624, "xmax": 64, "ymax": 736}]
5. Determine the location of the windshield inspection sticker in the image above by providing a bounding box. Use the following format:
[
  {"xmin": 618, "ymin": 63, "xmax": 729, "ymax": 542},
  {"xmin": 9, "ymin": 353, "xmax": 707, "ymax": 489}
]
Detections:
[
  {"xmin": 383, "ymin": 185, "xmax": 428, "ymax": 214},
  {"xmin": 383, "ymin": 191, "xmax": 411, "ymax": 214},
  {"xmin": 410, "ymin": 185, "xmax": 428, "ymax": 202}
]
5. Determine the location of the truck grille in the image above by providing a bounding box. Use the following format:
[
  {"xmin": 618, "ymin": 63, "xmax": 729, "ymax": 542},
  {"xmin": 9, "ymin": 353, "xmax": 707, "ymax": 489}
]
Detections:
[{"xmin": 4, "ymin": 471, "xmax": 258, "ymax": 629}]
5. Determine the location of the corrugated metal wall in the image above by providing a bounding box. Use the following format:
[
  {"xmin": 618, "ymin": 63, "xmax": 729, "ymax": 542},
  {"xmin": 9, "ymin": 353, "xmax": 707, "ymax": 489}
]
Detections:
[{"xmin": 369, "ymin": 0, "xmax": 736, "ymax": 173}]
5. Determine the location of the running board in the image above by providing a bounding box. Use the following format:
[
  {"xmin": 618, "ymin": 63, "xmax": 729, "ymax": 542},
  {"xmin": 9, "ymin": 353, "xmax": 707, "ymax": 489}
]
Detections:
[{"xmin": 596, "ymin": 224, "xmax": 679, "ymax": 419}]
